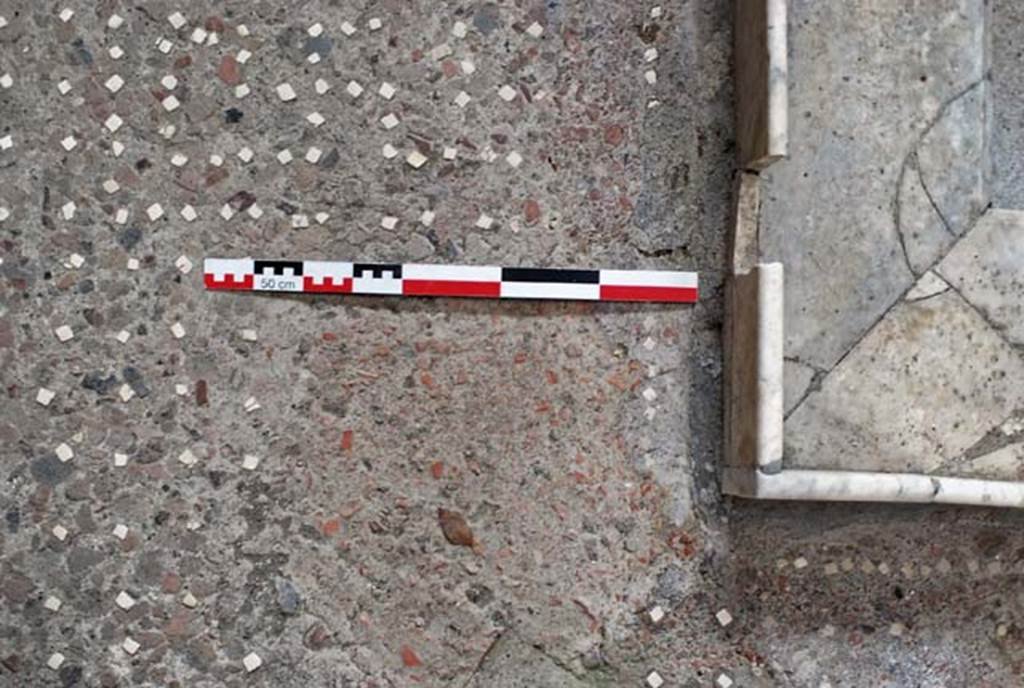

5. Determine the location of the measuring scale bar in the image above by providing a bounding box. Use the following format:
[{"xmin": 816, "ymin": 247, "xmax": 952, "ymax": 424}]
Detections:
[{"xmin": 204, "ymin": 258, "xmax": 699, "ymax": 304}]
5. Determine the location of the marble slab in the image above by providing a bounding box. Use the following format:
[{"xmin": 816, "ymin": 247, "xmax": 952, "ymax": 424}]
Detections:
[
  {"xmin": 759, "ymin": 0, "xmax": 988, "ymax": 373},
  {"xmin": 784, "ymin": 284, "xmax": 1024, "ymax": 480},
  {"xmin": 937, "ymin": 209, "xmax": 1024, "ymax": 346},
  {"xmin": 724, "ymin": 0, "xmax": 1024, "ymax": 507}
]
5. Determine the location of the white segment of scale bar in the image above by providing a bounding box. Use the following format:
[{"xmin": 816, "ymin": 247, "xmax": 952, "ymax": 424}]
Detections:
[
  {"xmin": 500, "ymin": 282, "xmax": 601, "ymax": 300},
  {"xmin": 303, "ymin": 261, "xmax": 354, "ymax": 280},
  {"xmin": 204, "ymin": 258, "xmax": 253, "ymax": 280},
  {"xmin": 352, "ymin": 277, "xmax": 404, "ymax": 295},
  {"xmin": 599, "ymin": 269, "xmax": 698, "ymax": 288},
  {"xmin": 403, "ymin": 263, "xmax": 502, "ymax": 282}
]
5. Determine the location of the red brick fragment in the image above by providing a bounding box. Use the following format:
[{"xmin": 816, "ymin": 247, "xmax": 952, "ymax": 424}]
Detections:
[
  {"xmin": 164, "ymin": 610, "xmax": 195, "ymax": 638},
  {"xmin": 218, "ymin": 55, "xmax": 241, "ymax": 85},
  {"xmin": 205, "ymin": 167, "xmax": 229, "ymax": 188},
  {"xmin": 523, "ymin": 199, "xmax": 541, "ymax": 225},
  {"xmin": 161, "ymin": 572, "xmax": 181, "ymax": 594},
  {"xmin": 604, "ymin": 124, "xmax": 625, "ymax": 146},
  {"xmin": 438, "ymin": 508, "xmax": 474, "ymax": 547},
  {"xmin": 400, "ymin": 645, "xmax": 422, "ymax": 667},
  {"xmin": 430, "ymin": 461, "xmax": 444, "ymax": 479},
  {"xmin": 304, "ymin": 623, "xmax": 332, "ymax": 650},
  {"xmin": 340, "ymin": 430, "xmax": 353, "ymax": 453}
]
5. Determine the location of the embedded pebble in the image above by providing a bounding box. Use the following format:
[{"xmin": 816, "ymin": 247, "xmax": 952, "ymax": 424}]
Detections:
[
  {"xmin": 122, "ymin": 637, "xmax": 140, "ymax": 655},
  {"xmin": 178, "ymin": 449, "xmax": 198, "ymax": 467},
  {"xmin": 406, "ymin": 150, "xmax": 427, "ymax": 169},
  {"xmin": 243, "ymin": 651, "xmax": 263, "ymax": 672},
  {"xmin": 55, "ymin": 443, "xmax": 74, "ymax": 462},
  {"xmin": 114, "ymin": 591, "xmax": 135, "ymax": 610},
  {"xmin": 276, "ymin": 83, "xmax": 297, "ymax": 101}
]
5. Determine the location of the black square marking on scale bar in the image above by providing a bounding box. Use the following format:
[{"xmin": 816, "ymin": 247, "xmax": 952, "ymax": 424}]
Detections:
[
  {"xmin": 354, "ymin": 263, "xmax": 403, "ymax": 279},
  {"xmin": 254, "ymin": 260, "xmax": 304, "ymax": 276},
  {"xmin": 500, "ymin": 267, "xmax": 600, "ymax": 284}
]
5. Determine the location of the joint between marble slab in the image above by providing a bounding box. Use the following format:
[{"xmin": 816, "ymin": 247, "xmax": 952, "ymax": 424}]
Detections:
[
  {"xmin": 933, "ymin": 265, "xmax": 1019, "ymax": 354},
  {"xmin": 785, "ymin": 203, "xmax": 997, "ymax": 423}
]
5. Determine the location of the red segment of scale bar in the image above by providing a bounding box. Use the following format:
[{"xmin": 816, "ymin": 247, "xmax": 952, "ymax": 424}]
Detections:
[
  {"xmin": 598, "ymin": 285, "xmax": 699, "ymax": 303},
  {"xmin": 303, "ymin": 277, "xmax": 353, "ymax": 293},
  {"xmin": 401, "ymin": 280, "xmax": 502, "ymax": 298},
  {"xmin": 204, "ymin": 274, "xmax": 254, "ymax": 290}
]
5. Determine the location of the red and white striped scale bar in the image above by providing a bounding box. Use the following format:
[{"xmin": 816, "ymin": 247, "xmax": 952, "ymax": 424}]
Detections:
[{"xmin": 203, "ymin": 258, "xmax": 698, "ymax": 303}]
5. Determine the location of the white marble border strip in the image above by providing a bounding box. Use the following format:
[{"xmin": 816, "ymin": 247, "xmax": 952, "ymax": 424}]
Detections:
[
  {"xmin": 723, "ymin": 467, "xmax": 1024, "ymax": 509},
  {"xmin": 765, "ymin": 0, "xmax": 788, "ymax": 161},
  {"xmin": 724, "ymin": 262, "xmax": 784, "ymax": 473},
  {"xmin": 735, "ymin": 0, "xmax": 789, "ymax": 170},
  {"xmin": 725, "ymin": 170, "xmax": 785, "ymax": 479},
  {"xmin": 756, "ymin": 264, "xmax": 784, "ymax": 469}
]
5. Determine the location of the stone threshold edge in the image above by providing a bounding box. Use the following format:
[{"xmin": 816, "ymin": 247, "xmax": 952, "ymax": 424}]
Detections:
[{"xmin": 722, "ymin": 466, "xmax": 1024, "ymax": 509}]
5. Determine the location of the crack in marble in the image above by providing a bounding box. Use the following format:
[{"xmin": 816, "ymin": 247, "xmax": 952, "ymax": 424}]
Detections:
[
  {"xmin": 892, "ymin": 151, "xmax": 920, "ymax": 278},
  {"xmin": 893, "ymin": 77, "xmax": 988, "ymax": 278},
  {"xmin": 918, "ymin": 161, "xmax": 957, "ymax": 238},
  {"xmin": 785, "ymin": 77, "xmax": 993, "ymax": 423}
]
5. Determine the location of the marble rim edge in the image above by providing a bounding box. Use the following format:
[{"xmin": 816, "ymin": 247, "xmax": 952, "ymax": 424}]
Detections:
[
  {"xmin": 765, "ymin": 0, "xmax": 789, "ymax": 162},
  {"xmin": 723, "ymin": 467, "xmax": 1024, "ymax": 509}
]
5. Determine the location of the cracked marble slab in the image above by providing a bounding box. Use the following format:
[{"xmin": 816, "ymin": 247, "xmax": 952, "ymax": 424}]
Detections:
[
  {"xmin": 937, "ymin": 208, "xmax": 1024, "ymax": 346},
  {"xmin": 785, "ymin": 285, "xmax": 1024, "ymax": 479},
  {"xmin": 759, "ymin": 0, "xmax": 988, "ymax": 372}
]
